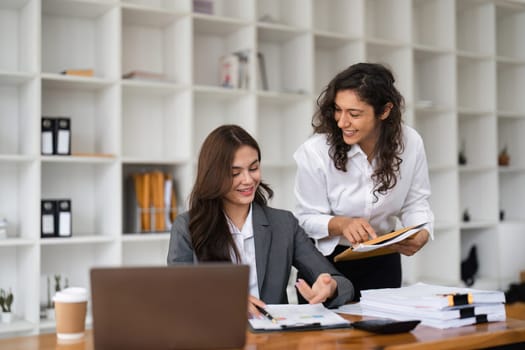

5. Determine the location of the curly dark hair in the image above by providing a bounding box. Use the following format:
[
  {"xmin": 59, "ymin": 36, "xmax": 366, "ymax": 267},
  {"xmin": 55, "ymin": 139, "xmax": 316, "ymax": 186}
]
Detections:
[
  {"xmin": 313, "ymin": 62, "xmax": 405, "ymax": 199},
  {"xmin": 189, "ymin": 124, "xmax": 273, "ymax": 262}
]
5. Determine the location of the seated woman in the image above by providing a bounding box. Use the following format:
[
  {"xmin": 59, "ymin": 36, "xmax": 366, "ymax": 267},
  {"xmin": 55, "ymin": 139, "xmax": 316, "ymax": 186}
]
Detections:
[{"xmin": 167, "ymin": 124, "xmax": 354, "ymax": 317}]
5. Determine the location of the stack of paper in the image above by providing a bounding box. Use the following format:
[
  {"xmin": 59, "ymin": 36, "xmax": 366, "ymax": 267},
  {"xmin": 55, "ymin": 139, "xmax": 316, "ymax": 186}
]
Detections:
[{"xmin": 358, "ymin": 283, "xmax": 506, "ymax": 329}]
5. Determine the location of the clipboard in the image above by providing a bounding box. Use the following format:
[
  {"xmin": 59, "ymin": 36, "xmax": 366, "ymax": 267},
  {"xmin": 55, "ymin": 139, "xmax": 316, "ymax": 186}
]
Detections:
[{"xmin": 334, "ymin": 222, "xmax": 427, "ymax": 262}]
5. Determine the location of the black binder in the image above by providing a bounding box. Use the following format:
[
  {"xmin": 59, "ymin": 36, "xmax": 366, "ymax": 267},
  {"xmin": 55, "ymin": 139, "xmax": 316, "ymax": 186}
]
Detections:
[
  {"xmin": 41, "ymin": 118, "xmax": 56, "ymax": 155},
  {"xmin": 57, "ymin": 199, "xmax": 72, "ymax": 237},
  {"xmin": 41, "ymin": 200, "xmax": 57, "ymax": 238},
  {"xmin": 55, "ymin": 118, "xmax": 71, "ymax": 155}
]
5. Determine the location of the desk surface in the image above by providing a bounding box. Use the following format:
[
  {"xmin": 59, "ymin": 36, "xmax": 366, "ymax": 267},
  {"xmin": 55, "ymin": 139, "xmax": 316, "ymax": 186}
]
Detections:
[{"xmin": 1, "ymin": 315, "xmax": 525, "ymax": 350}]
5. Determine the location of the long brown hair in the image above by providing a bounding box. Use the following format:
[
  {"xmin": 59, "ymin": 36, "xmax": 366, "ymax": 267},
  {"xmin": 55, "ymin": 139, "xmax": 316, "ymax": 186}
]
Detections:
[
  {"xmin": 189, "ymin": 124, "xmax": 273, "ymax": 262},
  {"xmin": 313, "ymin": 62, "xmax": 405, "ymax": 199}
]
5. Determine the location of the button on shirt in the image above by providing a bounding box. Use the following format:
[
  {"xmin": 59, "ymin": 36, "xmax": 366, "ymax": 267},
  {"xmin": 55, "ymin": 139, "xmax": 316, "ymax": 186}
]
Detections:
[
  {"xmin": 293, "ymin": 125, "xmax": 434, "ymax": 256},
  {"xmin": 226, "ymin": 205, "xmax": 260, "ymax": 299}
]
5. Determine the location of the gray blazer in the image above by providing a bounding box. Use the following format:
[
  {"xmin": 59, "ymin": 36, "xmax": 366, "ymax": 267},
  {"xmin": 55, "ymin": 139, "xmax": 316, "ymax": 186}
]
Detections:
[{"xmin": 167, "ymin": 203, "xmax": 354, "ymax": 308}]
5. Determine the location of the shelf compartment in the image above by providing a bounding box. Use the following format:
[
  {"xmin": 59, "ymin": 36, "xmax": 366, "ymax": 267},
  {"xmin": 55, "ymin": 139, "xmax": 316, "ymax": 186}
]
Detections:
[
  {"xmin": 312, "ymin": 0, "xmax": 362, "ymax": 36},
  {"xmin": 364, "ymin": 0, "xmax": 410, "ymax": 44},
  {"xmin": 257, "ymin": 95, "xmax": 312, "ymax": 166},
  {"xmin": 0, "ymin": 245, "xmax": 40, "ymax": 328},
  {"xmin": 428, "ymin": 169, "xmax": 459, "ymax": 227},
  {"xmin": 257, "ymin": 28, "xmax": 312, "ymax": 94},
  {"xmin": 256, "ymin": 0, "xmax": 310, "ymax": 29},
  {"xmin": 193, "ymin": 90, "xmax": 256, "ymax": 152},
  {"xmin": 122, "ymin": 9, "xmax": 191, "ymax": 85},
  {"xmin": 456, "ymin": 0, "xmax": 495, "ymax": 56},
  {"xmin": 457, "ymin": 56, "xmax": 495, "ymax": 111},
  {"xmin": 122, "ymin": 87, "xmax": 190, "ymax": 161},
  {"xmin": 42, "ymin": 0, "xmax": 119, "ymax": 79},
  {"xmin": 458, "ymin": 112, "xmax": 497, "ymax": 169},
  {"xmin": 122, "ymin": 0, "xmax": 190, "ymax": 13},
  {"xmin": 0, "ymin": 0, "xmax": 38, "ymax": 73},
  {"xmin": 414, "ymin": 110, "xmax": 457, "ymax": 170},
  {"xmin": 122, "ymin": 239, "xmax": 169, "ymax": 266},
  {"xmin": 0, "ymin": 78, "xmax": 39, "ymax": 156},
  {"xmin": 413, "ymin": 0, "xmax": 454, "ymax": 50},
  {"xmin": 122, "ymin": 163, "xmax": 185, "ymax": 235},
  {"xmin": 459, "ymin": 170, "xmax": 498, "ymax": 224},
  {"xmin": 499, "ymin": 170, "xmax": 525, "ymax": 222},
  {"xmin": 41, "ymin": 81, "xmax": 119, "ymax": 157},
  {"xmin": 460, "ymin": 226, "xmax": 500, "ymax": 289},
  {"xmin": 496, "ymin": 3, "xmax": 525, "ymax": 60},
  {"xmin": 314, "ymin": 35, "xmax": 363, "ymax": 96},
  {"xmin": 122, "ymin": 4, "xmax": 186, "ymax": 27},
  {"xmin": 497, "ymin": 222, "xmax": 525, "ymax": 288},
  {"xmin": 403, "ymin": 228, "xmax": 460, "ymax": 286},
  {"xmin": 40, "ymin": 243, "xmax": 120, "ymax": 308},
  {"xmin": 413, "ymin": 49, "xmax": 455, "ymax": 110},
  {"xmin": 193, "ymin": 19, "xmax": 253, "ymax": 88},
  {"xmin": 193, "ymin": 0, "xmax": 252, "ymax": 21},
  {"xmin": 0, "ymin": 162, "xmax": 39, "ymax": 240},
  {"xmin": 366, "ymin": 42, "xmax": 412, "ymax": 104},
  {"xmin": 497, "ymin": 115, "xmax": 525, "ymax": 169},
  {"xmin": 41, "ymin": 162, "xmax": 120, "ymax": 238},
  {"xmin": 497, "ymin": 61, "xmax": 525, "ymax": 115}
]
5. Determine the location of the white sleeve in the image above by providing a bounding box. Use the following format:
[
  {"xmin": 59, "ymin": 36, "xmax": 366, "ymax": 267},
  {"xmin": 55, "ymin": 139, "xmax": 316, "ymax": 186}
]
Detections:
[
  {"xmin": 400, "ymin": 134, "xmax": 435, "ymax": 239},
  {"xmin": 293, "ymin": 143, "xmax": 340, "ymax": 255}
]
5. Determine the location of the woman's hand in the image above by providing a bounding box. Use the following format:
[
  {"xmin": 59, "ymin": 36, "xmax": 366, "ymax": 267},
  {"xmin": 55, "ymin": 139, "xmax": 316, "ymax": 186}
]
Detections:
[
  {"xmin": 391, "ymin": 229, "xmax": 429, "ymax": 256},
  {"xmin": 295, "ymin": 273, "xmax": 337, "ymax": 304},
  {"xmin": 329, "ymin": 216, "xmax": 377, "ymax": 244},
  {"xmin": 247, "ymin": 295, "xmax": 266, "ymax": 318}
]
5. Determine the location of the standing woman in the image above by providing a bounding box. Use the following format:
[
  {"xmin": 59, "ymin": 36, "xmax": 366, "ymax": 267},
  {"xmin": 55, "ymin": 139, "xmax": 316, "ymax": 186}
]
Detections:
[
  {"xmin": 167, "ymin": 124, "xmax": 353, "ymax": 316},
  {"xmin": 293, "ymin": 63, "xmax": 434, "ymax": 300}
]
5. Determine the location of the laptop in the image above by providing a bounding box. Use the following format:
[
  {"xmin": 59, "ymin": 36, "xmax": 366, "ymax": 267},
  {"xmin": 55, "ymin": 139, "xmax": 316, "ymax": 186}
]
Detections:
[{"xmin": 90, "ymin": 264, "xmax": 249, "ymax": 350}]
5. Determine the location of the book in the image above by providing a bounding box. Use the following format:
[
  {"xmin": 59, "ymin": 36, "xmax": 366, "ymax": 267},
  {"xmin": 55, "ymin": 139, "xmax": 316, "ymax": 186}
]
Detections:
[
  {"xmin": 219, "ymin": 53, "xmax": 240, "ymax": 88},
  {"xmin": 122, "ymin": 70, "xmax": 166, "ymax": 81},
  {"xmin": 248, "ymin": 303, "xmax": 350, "ymax": 332},
  {"xmin": 60, "ymin": 69, "xmax": 94, "ymax": 77},
  {"xmin": 333, "ymin": 222, "xmax": 427, "ymax": 262},
  {"xmin": 257, "ymin": 52, "xmax": 268, "ymax": 90}
]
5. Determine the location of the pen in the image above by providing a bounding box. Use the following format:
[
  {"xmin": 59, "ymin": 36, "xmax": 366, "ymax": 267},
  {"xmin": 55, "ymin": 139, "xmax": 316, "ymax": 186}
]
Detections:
[{"xmin": 255, "ymin": 304, "xmax": 277, "ymax": 323}]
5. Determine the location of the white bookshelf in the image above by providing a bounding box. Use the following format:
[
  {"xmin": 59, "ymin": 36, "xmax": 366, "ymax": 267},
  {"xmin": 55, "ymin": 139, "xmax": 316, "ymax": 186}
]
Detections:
[{"xmin": 0, "ymin": 0, "xmax": 525, "ymax": 338}]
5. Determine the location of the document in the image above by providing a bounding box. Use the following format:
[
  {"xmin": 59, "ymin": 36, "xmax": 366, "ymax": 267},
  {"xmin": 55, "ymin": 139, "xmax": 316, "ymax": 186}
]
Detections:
[
  {"xmin": 249, "ymin": 304, "xmax": 350, "ymax": 332},
  {"xmin": 360, "ymin": 282, "xmax": 506, "ymax": 309},
  {"xmin": 334, "ymin": 222, "xmax": 427, "ymax": 261}
]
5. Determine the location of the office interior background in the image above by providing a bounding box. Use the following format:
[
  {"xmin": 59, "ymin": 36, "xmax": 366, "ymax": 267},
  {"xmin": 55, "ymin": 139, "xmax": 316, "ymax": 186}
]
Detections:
[{"xmin": 1, "ymin": 0, "xmax": 525, "ymax": 338}]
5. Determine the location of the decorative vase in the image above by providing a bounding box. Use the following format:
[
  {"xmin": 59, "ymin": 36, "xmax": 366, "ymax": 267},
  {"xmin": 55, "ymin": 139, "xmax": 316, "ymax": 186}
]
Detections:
[
  {"xmin": 1, "ymin": 311, "xmax": 13, "ymax": 323},
  {"xmin": 498, "ymin": 147, "xmax": 510, "ymax": 166}
]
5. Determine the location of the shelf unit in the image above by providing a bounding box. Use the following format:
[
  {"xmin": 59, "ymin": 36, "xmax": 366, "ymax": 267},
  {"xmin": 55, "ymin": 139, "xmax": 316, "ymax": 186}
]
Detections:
[{"xmin": 1, "ymin": 0, "xmax": 525, "ymax": 338}]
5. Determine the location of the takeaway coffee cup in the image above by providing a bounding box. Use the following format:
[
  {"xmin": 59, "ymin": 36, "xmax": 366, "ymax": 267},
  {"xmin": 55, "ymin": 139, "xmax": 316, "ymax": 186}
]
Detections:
[{"xmin": 53, "ymin": 287, "xmax": 88, "ymax": 340}]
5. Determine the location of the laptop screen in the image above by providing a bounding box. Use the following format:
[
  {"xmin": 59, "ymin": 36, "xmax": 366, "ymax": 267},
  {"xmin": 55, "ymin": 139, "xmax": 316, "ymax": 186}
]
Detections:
[{"xmin": 90, "ymin": 264, "xmax": 249, "ymax": 350}]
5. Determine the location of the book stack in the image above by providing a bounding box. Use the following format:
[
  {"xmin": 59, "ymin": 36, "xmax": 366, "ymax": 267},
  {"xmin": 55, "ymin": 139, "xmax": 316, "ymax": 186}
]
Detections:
[{"xmin": 359, "ymin": 283, "xmax": 506, "ymax": 329}]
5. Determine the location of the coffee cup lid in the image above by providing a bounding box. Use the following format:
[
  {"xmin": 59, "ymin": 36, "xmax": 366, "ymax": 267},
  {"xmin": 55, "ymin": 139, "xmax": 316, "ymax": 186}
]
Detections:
[{"xmin": 53, "ymin": 287, "xmax": 87, "ymax": 303}]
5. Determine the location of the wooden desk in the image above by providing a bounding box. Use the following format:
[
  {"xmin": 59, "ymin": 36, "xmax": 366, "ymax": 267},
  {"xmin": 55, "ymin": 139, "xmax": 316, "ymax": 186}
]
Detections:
[{"xmin": 1, "ymin": 315, "xmax": 525, "ymax": 350}]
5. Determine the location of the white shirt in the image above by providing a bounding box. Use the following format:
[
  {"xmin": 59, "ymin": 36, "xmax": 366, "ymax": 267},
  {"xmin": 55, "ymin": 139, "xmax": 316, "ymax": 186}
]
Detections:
[
  {"xmin": 293, "ymin": 125, "xmax": 434, "ymax": 256},
  {"xmin": 226, "ymin": 205, "xmax": 259, "ymax": 298}
]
